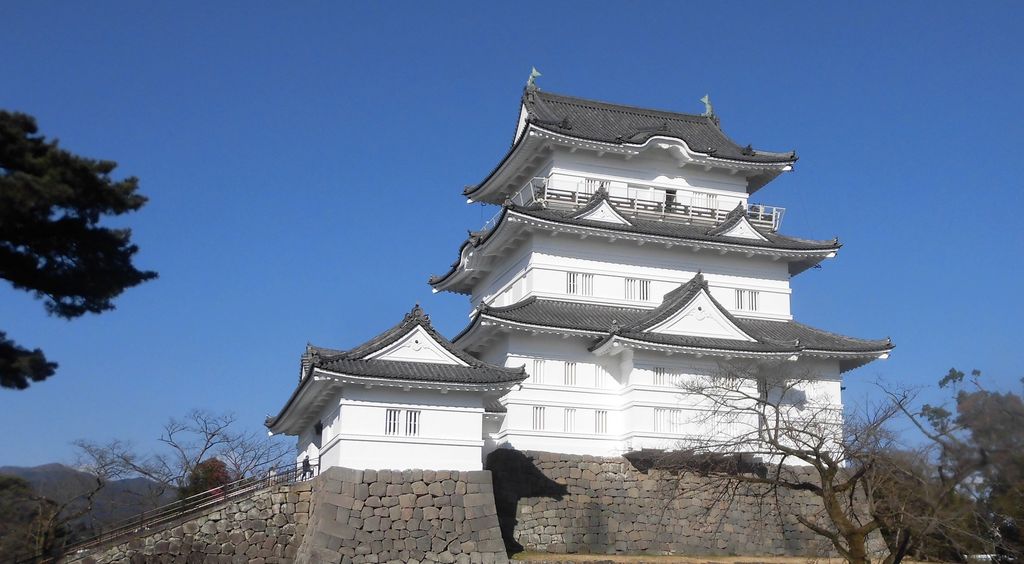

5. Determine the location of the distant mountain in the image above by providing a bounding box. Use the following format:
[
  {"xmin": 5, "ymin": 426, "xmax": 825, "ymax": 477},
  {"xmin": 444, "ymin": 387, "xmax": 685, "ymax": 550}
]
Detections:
[{"xmin": 0, "ymin": 463, "xmax": 176, "ymax": 535}]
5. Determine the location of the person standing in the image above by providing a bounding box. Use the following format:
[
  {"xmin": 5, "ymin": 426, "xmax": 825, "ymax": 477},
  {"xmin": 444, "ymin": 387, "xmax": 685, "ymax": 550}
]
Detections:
[{"xmin": 300, "ymin": 455, "xmax": 313, "ymax": 480}]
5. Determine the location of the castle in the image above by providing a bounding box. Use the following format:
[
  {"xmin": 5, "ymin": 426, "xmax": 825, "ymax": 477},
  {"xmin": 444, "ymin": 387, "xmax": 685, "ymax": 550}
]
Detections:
[{"xmin": 266, "ymin": 80, "xmax": 892, "ymax": 471}]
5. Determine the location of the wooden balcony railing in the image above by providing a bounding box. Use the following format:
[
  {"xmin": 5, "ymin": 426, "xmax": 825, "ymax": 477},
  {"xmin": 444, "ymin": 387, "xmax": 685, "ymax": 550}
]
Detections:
[{"xmin": 510, "ymin": 176, "xmax": 785, "ymax": 232}]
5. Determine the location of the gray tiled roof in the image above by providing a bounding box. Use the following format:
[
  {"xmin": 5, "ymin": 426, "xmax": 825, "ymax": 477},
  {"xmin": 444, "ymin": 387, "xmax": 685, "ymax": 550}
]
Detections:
[
  {"xmin": 429, "ymin": 196, "xmax": 837, "ymax": 288},
  {"xmin": 315, "ymin": 358, "xmax": 527, "ymax": 385},
  {"xmin": 519, "ymin": 194, "xmax": 836, "ymax": 251},
  {"xmin": 478, "ymin": 297, "xmax": 648, "ymax": 332},
  {"xmin": 470, "ymin": 292, "xmax": 891, "ymax": 357},
  {"xmin": 267, "ymin": 305, "xmax": 527, "ymax": 431},
  {"xmin": 523, "ymin": 90, "xmax": 796, "ymax": 164},
  {"xmin": 305, "ymin": 304, "xmax": 526, "ymax": 385}
]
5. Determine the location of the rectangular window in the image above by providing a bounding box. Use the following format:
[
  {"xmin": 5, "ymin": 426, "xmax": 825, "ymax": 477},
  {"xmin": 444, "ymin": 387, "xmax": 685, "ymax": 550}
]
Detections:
[
  {"xmin": 625, "ymin": 278, "xmax": 651, "ymax": 301},
  {"xmin": 404, "ymin": 410, "xmax": 420, "ymax": 437},
  {"xmin": 563, "ymin": 408, "xmax": 576, "ymax": 433},
  {"xmin": 532, "ymin": 406, "xmax": 546, "ymax": 430},
  {"xmin": 532, "ymin": 359, "xmax": 546, "ymax": 384},
  {"xmin": 653, "ymin": 367, "xmax": 667, "ymax": 386},
  {"xmin": 654, "ymin": 408, "xmax": 683, "ymax": 433},
  {"xmin": 595, "ymin": 410, "xmax": 608, "ymax": 434},
  {"xmin": 595, "ymin": 364, "xmax": 609, "ymax": 389},
  {"xmin": 385, "ymin": 409, "xmax": 400, "ymax": 436},
  {"xmin": 735, "ymin": 289, "xmax": 760, "ymax": 311},
  {"xmin": 566, "ymin": 272, "xmax": 594, "ymax": 296},
  {"xmin": 564, "ymin": 362, "xmax": 577, "ymax": 386}
]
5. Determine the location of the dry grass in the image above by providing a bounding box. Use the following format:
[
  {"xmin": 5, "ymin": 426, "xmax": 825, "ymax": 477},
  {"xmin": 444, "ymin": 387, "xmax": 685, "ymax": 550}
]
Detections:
[{"xmin": 511, "ymin": 552, "xmax": 941, "ymax": 563}]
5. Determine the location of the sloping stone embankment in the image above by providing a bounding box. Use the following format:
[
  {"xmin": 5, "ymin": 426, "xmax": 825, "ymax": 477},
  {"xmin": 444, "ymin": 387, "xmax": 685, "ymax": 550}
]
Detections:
[
  {"xmin": 65, "ymin": 466, "xmax": 509, "ymax": 564},
  {"xmin": 65, "ymin": 481, "xmax": 308, "ymax": 563}
]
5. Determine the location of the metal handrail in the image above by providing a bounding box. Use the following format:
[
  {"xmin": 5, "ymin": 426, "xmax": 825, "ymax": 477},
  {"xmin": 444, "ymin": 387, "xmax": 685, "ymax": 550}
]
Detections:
[{"xmin": 62, "ymin": 462, "xmax": 319, "ymax": 556}]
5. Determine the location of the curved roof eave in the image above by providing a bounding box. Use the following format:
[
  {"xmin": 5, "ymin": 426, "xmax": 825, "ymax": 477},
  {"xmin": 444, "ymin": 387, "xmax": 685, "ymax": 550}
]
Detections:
[
  {"xmin": 465, "ymin": 123, "xmax": 796, "ymax": 203},
  {"xmin": 428, "ymin": 207, "xmax": 511, "ymax": 291},
  {"xmin": 432, "ymin": 209, "xmax": 838, "ymax": 294}
]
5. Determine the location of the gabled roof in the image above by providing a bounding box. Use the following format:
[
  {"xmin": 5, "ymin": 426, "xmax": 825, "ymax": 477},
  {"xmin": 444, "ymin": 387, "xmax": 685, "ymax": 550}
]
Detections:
[
  {"xmin": 302, "ymin": 304, "xmax": 525, "ymax": 383},
  {"xmin": 267, "ymin": 305, "xmax": 526, "ymax": 433},
  {"xmin": 464, "ymin": 88, "xmax": 798, "ymax": 202},
  {"xmin": 570, "ymin": 190, "xmax": 633, "ymax": 225},
  {"xmin": 429, "ymin": 198, "xmax": 839, "ymax": 292},
  {"xmin": 706, "ymin": 204, "xmax": 770, "ymax": 241},
  {"xmin": 458, "ymin": 277, "xmax": 892, "ymax": 372},
  {"xmin": 618, "ymin": 273, "xmax": 723, "ymax": 330},
  {"xmin": 521, "ymin": 89, "xmax": 796, "ymax": 164},
  {"xmin": 516, "ymin": 200, "xmax": 834, "ymax": 252}
]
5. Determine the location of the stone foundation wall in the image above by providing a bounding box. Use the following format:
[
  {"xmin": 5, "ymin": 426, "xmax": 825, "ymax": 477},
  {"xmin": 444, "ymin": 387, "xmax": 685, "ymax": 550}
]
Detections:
[
  {"xmin": 66, "ymin": 481, "xmax": 308, "ymax": 563},
  {"xmin": 296, "ymin": 467, "xmax": 508, "ymax": 564},
  {"xmin": 487, "ymin": 450, "xmax": 834, "ymax": 557}
]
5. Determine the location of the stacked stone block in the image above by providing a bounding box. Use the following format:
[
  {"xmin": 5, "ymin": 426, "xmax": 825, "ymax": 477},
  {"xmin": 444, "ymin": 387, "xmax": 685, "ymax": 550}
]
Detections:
[
  {"xmin": 296, "ymin": 467, "xmax": 508, "ymax": 564},
  {"xmin": 489, "ymin": 450, "xmax": 834, "ymax": 557},
  {"xmin": 67, "ymin": 482, "xmax": 309, "ymax": 563}
]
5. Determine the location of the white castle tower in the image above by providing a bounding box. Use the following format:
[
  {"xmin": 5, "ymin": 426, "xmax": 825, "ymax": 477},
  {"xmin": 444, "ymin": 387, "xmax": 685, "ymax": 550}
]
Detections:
[{"xmin": 430, "ymin": 82, "xmax": 892, "ymax": 458}]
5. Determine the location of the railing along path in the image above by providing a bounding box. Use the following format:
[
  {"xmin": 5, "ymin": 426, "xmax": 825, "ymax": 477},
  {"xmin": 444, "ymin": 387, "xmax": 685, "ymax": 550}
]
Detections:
[{"xmin": 60, "ymin": 462, "xmax": 318, "ymax": 558}]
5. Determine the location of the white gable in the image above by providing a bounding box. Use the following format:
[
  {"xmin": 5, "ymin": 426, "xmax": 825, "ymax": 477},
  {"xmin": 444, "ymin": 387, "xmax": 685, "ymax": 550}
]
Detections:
[
  {"xmin": 646, "ymin": 290, "xmax": 755, "ymax": 341},
  {"xmin": 573, "ymin": 200, "xmax": 632, "ymax": 225},
  {"xmin": 365, "ymin": 326, "xmax": 469, "ymax": 365},
  {"xmin": 717, "ymin": 217, "xmax": 768, "ymax": 241}
]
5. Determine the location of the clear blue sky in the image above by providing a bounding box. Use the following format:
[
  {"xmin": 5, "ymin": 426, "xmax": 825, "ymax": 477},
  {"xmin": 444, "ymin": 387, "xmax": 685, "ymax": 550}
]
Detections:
[{"xmin": 2, "ymin": 2, "xmax": 1022, "ymax": 467}]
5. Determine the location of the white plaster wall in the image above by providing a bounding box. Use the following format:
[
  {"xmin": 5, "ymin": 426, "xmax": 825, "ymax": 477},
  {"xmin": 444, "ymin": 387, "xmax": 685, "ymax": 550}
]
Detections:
[
  {"xmin": 483, "ymin": 328, "xmax": 846, "ymax": 459},
  {"xmin": 547, "ymin": 148, "xmax": 753, "ymax": 198},
  {"xmin": 479, "ymin": 234, "xmax": 792, "ymax": 318},
  {"xmin": 297, "ymin": 387, "xmax": 488, "ymax": 471},
  {"xmin": 471, "ymin": 241, "xmax": 532, "ymax": 308}
]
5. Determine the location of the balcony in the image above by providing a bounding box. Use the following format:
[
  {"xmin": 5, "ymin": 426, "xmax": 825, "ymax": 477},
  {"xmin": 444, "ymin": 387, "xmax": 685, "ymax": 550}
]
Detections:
[{"xmin": 512, "ymin": 175, "xmax": 785, "ymax": 232}]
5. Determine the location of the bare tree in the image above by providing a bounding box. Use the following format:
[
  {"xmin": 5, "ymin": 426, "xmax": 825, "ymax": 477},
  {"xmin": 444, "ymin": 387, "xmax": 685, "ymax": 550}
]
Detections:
[
  {"xmin": 75, "ymin": 409, "xmax": 290, "ymax": 497},
  {"xmin": 657, "ymin": 360, "xmax": 989, "ymax": 564}
]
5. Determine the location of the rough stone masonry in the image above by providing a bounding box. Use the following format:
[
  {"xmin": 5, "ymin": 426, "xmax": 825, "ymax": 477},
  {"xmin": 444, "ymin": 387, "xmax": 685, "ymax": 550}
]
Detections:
[
  {"xmin": 66, "ymin": 467, "xmax": 508, "ymax": 564},
  {"xmin": 296, "ymin": 467, "xmax": 508, "ymax": 564},
  {"xmin": 487, "ymin": 450, "xmax": 835, "ymax": 557},
  {"xmin": 65, "ymin": 481, "xmax": 309, "ymax": 564}
]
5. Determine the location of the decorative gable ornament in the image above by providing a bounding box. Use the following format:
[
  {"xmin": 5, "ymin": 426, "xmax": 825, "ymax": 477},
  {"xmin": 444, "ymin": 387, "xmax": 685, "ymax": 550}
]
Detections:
[
  {"xmin": 707, "ymin": 204, "xmax": 770, "ymax": 242},
  {"xmin": 366, "ymin": 325, "xmax": 470, "ymax": 365},
  {"xmin": 646, "ymin": 289, "xmax": 755, "ymax": 341},
  {"xmin": 715, "ymin": 215, "xmax": 769, "ymax": 241},
  {"xmin": 572, "ymin": 198, "xmax": 632, "ymax": 225}
]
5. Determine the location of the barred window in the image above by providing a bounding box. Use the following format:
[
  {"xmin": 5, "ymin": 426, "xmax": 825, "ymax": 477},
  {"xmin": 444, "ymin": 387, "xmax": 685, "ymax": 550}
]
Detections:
[
  {"xmin": 625, "ymin": 278, "xmax": 651, "ymax": 301},
  {"xmin": 532, "ymin": 359, "xmax": 546, "ymax": 384},
  {"xmin": 385, "ymin": 409, "xmax": 400, "ymax": 436},
  {"xmin": 654, "ymin": 408, "xmax": 683, "ymax": 433},
  {"xmin": 564, "ymin": 362, "xmax": 577, "ymax": 386},
  {"xmin": 404, "ymin": 410, "xmax": 420, "ymax": 437},
  {"xmin": 532, "ymin": 406, "xmax": 546, "ymax": 430},
  {"xmin": 583, "ymin": 178, "xmax": 610, "ymax": 194},
  {"xmin": 735, "ymin": 289, "xmax": 759, "ymax": 311},
  {"xmin": 567, "ymin": 272, "xmax": 593, "ymax": 296},
  {"xmin": 563, "ymin": 408, "xmax": 576, "ymax": 433},
  {"xmin": 595, "ymin": 410, "xmax": 608, "ymax": 434},
  {"xmin": 653, "ymin": 367, "xmax": 667, "ymax": 386}
]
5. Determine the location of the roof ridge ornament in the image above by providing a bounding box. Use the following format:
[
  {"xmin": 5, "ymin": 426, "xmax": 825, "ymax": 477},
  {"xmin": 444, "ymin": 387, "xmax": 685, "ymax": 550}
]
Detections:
[
  {"xmin": 526, "ymin": 67, "xmax": 542, "ymax": 92},
  {"xmin": 700, "ymin": 94, "xmax": 715, "ymax": 118},
  {"xmin": 408, "ymin": 303, "xmax": 428, "ymax": 322}
]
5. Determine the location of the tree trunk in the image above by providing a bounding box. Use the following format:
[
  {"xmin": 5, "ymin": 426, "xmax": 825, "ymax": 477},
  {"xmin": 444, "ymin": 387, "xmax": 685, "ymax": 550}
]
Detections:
[{"xmin": 847, "ymin": 532, "xmax": 870, "ymax": 564}]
